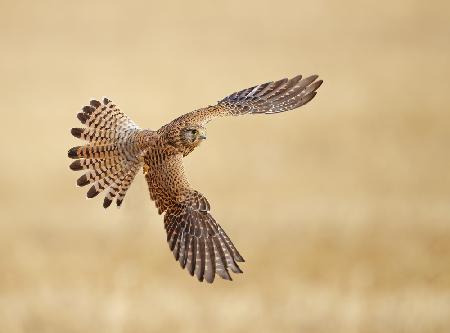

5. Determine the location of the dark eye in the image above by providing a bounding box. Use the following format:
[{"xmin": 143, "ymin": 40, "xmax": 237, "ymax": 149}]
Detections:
[{"xmin": 191, "ymin": 129, "xmax": 198, "ymax": 134}]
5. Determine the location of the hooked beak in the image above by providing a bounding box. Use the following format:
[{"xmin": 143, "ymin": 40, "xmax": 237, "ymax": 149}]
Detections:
[{"xmin": 199, "ymin": 135, "xmax": 207, "ymax": 140}]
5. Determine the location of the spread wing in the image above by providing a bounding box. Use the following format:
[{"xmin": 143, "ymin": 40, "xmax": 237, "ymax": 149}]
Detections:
[
  {"xmin": 175, "ymin": 74, "xmax": 322, "ymax": 126},
  {"xmin": 144, "ymin": 153, "xmax": 244, "ymax": 283},
  {"xmin": 143, "ymin": 74, "xmax": 322, "ymax": 282}
]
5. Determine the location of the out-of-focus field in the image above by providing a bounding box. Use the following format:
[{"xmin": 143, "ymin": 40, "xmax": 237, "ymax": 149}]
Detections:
[{"xmin": 0, "ymin": 0, "xmax": 449, "ymax": 332}]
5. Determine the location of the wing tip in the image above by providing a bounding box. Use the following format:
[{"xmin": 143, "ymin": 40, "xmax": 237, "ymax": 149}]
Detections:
[{"xmin": 164, "ymin": 204, "xmax": 245, "ymax": 283}]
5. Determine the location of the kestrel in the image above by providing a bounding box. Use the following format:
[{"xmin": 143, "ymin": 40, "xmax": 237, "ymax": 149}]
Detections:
[{"xmin": 68, "ymin": 74, "xmax": 323, "ymax": 283}]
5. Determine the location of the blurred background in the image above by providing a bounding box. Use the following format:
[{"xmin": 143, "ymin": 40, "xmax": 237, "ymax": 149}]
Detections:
[{"xmin": 0, "ymin": 0, "xmax": 449, "ymax": 332}]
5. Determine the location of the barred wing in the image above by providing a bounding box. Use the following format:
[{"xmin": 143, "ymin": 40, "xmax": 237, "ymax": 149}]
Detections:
[
  {"xmin": 144, "ymin": 153, "xmax": 244, "ymax": 283},
  {"xmin": 176, "ymin": 74, "xmax": 322, "ymax": 125}
]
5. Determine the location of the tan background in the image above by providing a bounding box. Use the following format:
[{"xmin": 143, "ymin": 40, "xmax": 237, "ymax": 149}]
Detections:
[{"xmin": 0, "ymin": 0, "xmax": 449, "ymax": 332}]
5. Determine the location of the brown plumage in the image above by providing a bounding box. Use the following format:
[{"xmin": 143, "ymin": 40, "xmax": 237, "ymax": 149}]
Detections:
[{"xmin": 68, "ymin": 75, "xmax": 323, "ymax": 283}]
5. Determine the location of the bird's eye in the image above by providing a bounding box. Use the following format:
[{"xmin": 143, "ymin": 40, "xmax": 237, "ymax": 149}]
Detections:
[{"xmin": 191, "ymin": 129, "xmax": 198, "ymax": 134}]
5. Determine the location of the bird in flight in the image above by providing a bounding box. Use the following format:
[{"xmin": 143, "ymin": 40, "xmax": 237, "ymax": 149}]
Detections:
[{"xmin": 68, "ymin": 74, "xmax": 323, "ymax": 283}]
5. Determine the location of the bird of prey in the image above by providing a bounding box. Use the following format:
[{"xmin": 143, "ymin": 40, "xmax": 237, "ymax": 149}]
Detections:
[{"xmin": 68, "ymin": 74, "xmax": 323, "ymax": 283}]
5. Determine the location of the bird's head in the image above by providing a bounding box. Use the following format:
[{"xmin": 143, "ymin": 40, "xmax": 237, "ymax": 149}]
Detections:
[{"xmin": 179, "ymin": 124, "xmax": 207, "ymax": 150}]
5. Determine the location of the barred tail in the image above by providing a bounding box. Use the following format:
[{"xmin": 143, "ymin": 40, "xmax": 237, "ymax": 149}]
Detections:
[{"xmin": 68, "ymin": 98, "xmax": 151, "ymax": 208}]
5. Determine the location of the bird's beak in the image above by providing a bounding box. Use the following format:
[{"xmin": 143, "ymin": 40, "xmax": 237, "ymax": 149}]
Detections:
[{"xmin": 199, "ymin": 135, "xmax": 207, "ymax": 140}]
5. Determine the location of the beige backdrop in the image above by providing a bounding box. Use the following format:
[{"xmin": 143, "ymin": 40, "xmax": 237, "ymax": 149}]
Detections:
[{"xmin": 1, "ymin": 0, "xmax": 449, "ymax": 332}]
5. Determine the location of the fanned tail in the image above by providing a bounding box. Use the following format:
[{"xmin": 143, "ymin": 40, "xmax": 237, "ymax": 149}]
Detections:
[{"xmin": 68, "ymin": 98, "xmax": 152, "ymax": 208}]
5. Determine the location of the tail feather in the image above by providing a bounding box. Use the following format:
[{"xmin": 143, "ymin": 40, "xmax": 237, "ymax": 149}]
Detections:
[
  {"xmin": 115, "ymin": 164, "xmax": 141, "ymax": 207},
  {"xmin": 68, "ymin": 144, "xmax": 122, "ymax": 160},
  {"xmin": 68, "ymin": 98, "xmax": 151, "ymax": 208},
  {"xmin": 76, "ymin": 162, "xmax": 124, "ymax": 188},
  {"xmin": 85, "ymin": 166, "xmax": 123, "ymax": 198},
  {"xmin": 77, "ymin": 98, "xmax": 138, "ymax": 132},
  {"xmin": 69, "ymin": 157, "xmax": 122, "ymax": 171},
  {"xmin": 71, "ymin": 127, "xmax": 120, "ymax": 144}
]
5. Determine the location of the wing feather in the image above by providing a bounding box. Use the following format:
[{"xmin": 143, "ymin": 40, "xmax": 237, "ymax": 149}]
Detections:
[
  {"xmin": 144, "ymin": 153, "xmax": 244, "ymax": 283},
  {"xmin": 173, "ymin": 74, "xmax": 322, "ymax": 126},
  {"xmin": 144, "ymin": 74, "xmax": 321, "ymax": 282}
]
